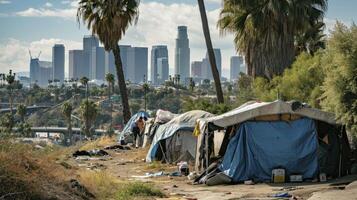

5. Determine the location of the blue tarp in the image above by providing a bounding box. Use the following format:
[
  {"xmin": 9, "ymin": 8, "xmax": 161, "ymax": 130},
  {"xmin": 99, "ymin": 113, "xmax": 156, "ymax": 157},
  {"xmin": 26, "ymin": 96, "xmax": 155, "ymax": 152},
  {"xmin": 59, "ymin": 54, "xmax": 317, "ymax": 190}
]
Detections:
[
  {"xmin": 219, "ymin": 118, "xmax": 318, "ymax": 182},
  {"xmin": 117, "ymin": 111, "xmax": 149, "ymax": 142}
]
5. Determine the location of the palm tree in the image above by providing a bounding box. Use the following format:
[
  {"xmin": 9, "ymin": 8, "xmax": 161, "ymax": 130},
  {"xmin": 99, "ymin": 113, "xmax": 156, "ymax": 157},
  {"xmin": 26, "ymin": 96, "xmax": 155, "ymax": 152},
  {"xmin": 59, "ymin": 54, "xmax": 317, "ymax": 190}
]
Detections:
[
  {"xmin": 80, "ymin": 76, "xmax": 89, "ymax": 101},
  {"xmin": 295, "ymin": 21, "xmax": 326, "ymax": 56},
  {"xmin": 61, "ymin": 102, "xmax": 73, "ymax": 143},
  {"xmin": 105, "ymin": 73, "xmax": 115, "ymax": 131},
  {"xmin": 5, "ymin": 70, "xmax": 16, "ymax": 114},
  {"xmin": 79, "ymin": 100, "xmax": 98, "ymax": 137},
  {"xmin": 198, "ymin": 0, "xmax": 224, "ymax": 103},
  {"xmin": 77, "ymin": 0, "xmax": 139, "ymax": 124},
  {"xmin": 218, "ymin": 0, "xmax": 327, "ymax": 79},
  {"xmin": 16, "ymin": 104, "xmax": 26, "ymax": 123}
]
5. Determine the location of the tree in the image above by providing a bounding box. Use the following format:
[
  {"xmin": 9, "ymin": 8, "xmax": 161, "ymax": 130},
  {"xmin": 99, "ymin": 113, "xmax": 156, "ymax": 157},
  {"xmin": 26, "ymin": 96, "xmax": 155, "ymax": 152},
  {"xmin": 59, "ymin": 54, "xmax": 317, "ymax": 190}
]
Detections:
[
  {"xmin": 106, "ymin": 73, "xmax": 115, "ymax": 132},
  {"xmin": 61, "ymin": 102, "xmax": 73, "ymax": 143},
  {"xmin": 218, "ymin": 0, "xmax": 327, "ymax": 79},
  {"xmin": 79, "ymin": 100, "xmax": 98, "ymax": 136},
  {"xmin": 198, "ymin": 0, "xmax": 224, "ymax": 103},
  {"xmin": 80, "ymin": 76, "xmax": 89, "ymax": 101},
  {"xmin": 143, "ymin": 83, "xmax": 149, "ymax": 112},
  {"xmin": 77, "ymin": 0, "xmax": 139, "ymax": 123},
  {"xmin": 321, "ymin": 22, "xmax": 357, "ymax": 139},
  {"xmin": 16, "ymin": 104, "xmax": 27, "ymax": 123},
  {"xmin": 295, "ymin": 21, "xmax": 326, "ymax": 56},
  {"xmin": 0, "ymin": 113, "xmax": 14, "ymax": 135},
  {"xmin": 5, "ymin": 70, "xmax": 16, "ymax": 114}
]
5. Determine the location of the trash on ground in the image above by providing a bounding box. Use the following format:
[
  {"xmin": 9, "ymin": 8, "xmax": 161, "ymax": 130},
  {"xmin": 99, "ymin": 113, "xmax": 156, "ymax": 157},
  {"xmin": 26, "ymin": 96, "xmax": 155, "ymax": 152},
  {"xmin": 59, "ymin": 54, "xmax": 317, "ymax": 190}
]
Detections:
[
  {"xmin": 73, "ymin": 149, "xmax": 109, "ymax": 157},
  {"xmin": 244, "ymin": 180, "xmax": 255, "ymax": 185},
  {"xmin": 188, "ymin": 172, "xmax": 198, "ymax": 180},
  {"xmin": 178, "ymin": 161, "xmax": 189, "ymax": 176},
  {"xmin": 271, "ymin": 192, "xmax": 292, "ymax": 198},
  {"xmin": 104, "ymin": 144, "xmax": 131, "ymax": 150}
]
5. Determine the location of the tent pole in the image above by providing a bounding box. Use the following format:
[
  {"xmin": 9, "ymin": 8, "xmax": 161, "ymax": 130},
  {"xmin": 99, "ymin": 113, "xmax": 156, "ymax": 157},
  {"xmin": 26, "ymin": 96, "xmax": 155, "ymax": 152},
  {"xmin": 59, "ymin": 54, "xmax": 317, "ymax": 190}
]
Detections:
[{"xmin": 205, "ymin": 129, "xmax": 209, "ymax": 175}]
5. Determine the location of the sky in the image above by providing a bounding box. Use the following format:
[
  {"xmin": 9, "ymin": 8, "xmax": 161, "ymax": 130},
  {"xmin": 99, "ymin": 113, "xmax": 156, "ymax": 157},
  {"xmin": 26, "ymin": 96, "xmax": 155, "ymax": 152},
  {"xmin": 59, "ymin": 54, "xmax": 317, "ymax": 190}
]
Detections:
[{"xmin": 0, "ymin": 0, "xmax": 356, "ymax": 79}]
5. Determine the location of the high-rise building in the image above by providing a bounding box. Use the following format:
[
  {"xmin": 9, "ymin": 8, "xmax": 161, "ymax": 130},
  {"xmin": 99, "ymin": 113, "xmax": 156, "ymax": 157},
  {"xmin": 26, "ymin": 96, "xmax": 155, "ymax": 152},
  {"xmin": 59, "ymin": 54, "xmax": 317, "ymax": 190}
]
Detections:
[
  {"xmin": 127, "ymin": 47, "xmax": 148, "ymax": 83},
  {"xmin": 30, "ymin": 58, "xmax": 52, "ymax": 87},
  {"xmin": 52, "ymin": 44, "xmax": 65, "ymax": 83},
  {"xmin": 157, "ymin": 57, "xmax": 169, "ymax": 84},
  {"xmin": 69, "ymin": 50, "xmax": 84, "ymax": 80},
  {"xmin": 191, "ymin": 61, "xmax": 203, "ymax": 78},
  {"xmin": 105, "ymin": 45, "xmax": 131, "ymax": 77},
  {"xmin": 174, "ymin": 26, "xmax": 190, "ymax": 83},
  {"xmin": 150, "ymin": 45, "xmax": 168, "ymax": 85},
  {"xmin": 201, "ymin": 49, "xmax": 222, "ymax": 80},
  {"xmin": 230, "ymin": 56, "xmax": 243, "ymax": 81},
  {"xmin": 83, "ymin": 35, "xmax": 99, "ymax": 79},
  {"xmin": 91, "ymin": 47, "xmax": 105, "ymax": 80}
]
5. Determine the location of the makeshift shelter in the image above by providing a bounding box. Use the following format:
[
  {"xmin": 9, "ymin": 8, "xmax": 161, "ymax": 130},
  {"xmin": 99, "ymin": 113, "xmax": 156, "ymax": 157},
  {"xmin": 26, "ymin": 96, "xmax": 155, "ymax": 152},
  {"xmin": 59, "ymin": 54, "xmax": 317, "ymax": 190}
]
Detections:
[
  {"xmin": 195, "ymin": 100, "xmax": 351, "ymax": 185},
  {"xmin": 146, "ymin": 110, "xmax": 214, "ymax": 163},
  {"xmin": 142, "ymin": 109, "xmax": 178, "ymax": 148},
  {"xmin": 117, "ymin": 111, "xmax": 149, "ymax": 144}
]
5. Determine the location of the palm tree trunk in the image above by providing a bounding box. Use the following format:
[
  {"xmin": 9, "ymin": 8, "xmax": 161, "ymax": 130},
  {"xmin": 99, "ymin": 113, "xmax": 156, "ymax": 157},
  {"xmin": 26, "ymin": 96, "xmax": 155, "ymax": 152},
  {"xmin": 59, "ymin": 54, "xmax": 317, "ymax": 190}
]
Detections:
[
  {"xmin": 197, "ymin": 0, "xmax": 224, "ymax": 104},
  {"xmin": 113, "ymin": 44, "xmax": 131, "ymax": 124},
  {"xmin": 109, "ymin": 83, "xmax": 113, "ymax": 130}
]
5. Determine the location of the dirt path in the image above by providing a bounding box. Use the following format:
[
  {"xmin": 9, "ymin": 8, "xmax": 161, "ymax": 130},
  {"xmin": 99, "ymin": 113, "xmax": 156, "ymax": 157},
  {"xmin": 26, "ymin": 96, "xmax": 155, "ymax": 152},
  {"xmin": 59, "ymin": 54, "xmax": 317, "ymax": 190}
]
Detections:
[{"xmin": 71, "ymin": 148, "xmax": 357, "ymax": 200}]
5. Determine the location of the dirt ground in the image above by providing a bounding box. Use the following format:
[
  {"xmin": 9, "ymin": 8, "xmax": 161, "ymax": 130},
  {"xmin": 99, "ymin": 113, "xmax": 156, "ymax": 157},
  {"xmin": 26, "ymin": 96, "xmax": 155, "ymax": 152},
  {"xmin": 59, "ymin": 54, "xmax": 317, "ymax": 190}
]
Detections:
[{"xmin": 71, "ymin": 147, "xmax": 357, "ymax": 200}]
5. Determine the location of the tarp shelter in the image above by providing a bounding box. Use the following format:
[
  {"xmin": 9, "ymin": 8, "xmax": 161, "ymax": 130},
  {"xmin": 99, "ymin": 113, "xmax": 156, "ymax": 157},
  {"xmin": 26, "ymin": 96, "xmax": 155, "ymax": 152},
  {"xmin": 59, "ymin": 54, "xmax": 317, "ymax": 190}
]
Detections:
[
  {"xmin": 117, "ymin": 111, "xmax": 149, "ymax": 144},
  {"xmin": 195, "ymin": 100, "xmax": 351, "ymax": 184},
  {"xmin": 146, "ymin": 110, "xmax": 214, "ymax": 163},
  {"xmin": 142, "ymin": 109, "xmax": 178, "ymax": 148}
]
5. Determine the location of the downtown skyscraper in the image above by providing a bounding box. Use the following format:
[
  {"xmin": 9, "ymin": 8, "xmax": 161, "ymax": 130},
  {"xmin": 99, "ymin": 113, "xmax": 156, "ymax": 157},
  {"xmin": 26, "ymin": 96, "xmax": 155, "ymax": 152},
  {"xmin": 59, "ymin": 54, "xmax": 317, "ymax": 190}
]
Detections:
[
  {"xmin": 151, "ymin": 45, "xmax": 168, "ymax": 85},
  {"xmin": 52, "ymin": 44, "xmax": 65, "ymax": 83},
  {"xmin": 230, "ymin": 56, "xmax": 244, "ymax": 81},
  {"xmin": 174, "ymin": 26, "xmax": 190, "ymax": 83},
  {"xmin": 83, "ymin": 35, "xmax": 99, "ymax": 79}
]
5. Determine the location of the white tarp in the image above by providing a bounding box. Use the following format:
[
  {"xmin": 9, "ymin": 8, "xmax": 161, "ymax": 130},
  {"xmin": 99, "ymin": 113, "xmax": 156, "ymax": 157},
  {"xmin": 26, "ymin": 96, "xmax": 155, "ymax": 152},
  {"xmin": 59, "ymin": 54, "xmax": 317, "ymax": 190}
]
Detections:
[{"xmin": 199, "ymin": 100, "xmax": 336, "ymax": 132}]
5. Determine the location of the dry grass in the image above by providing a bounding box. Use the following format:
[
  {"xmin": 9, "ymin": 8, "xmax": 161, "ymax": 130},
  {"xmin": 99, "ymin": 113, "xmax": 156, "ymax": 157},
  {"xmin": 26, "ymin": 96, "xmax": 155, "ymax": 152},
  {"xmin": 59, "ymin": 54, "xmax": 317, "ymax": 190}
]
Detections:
[
  {"xmin": 78, "ymin": 170, "xmax": 165, "ymax": 200},
  {"xmin": 78, "ymin": 170, "xmax": 119, "ymax": 199},
  {"xmin": 0, "ymin": 140, "xmax": 89, "ymax": 200},
  {"xmin": 79, "ymin": 136, "xmax": 117, "ymax": 151}
]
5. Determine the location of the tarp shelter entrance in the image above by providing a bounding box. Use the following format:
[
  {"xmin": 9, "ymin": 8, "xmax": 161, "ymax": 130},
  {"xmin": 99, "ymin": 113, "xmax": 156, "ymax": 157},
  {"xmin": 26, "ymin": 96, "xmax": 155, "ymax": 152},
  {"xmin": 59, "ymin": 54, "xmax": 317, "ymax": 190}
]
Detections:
[
  {"xmin": 117, "ymin": 111, "xmax": 149, "ymax": 144},
  {"xmin": 146, "ymin": 110, "xmax": 214, "ymax": 164},
  {"xmin": 142, "ymin": 109, "xmax": 178, "ymax": 148},
  {"xmin": 195, "ymin": 100, "xmax": 351, "ymax": 185}
]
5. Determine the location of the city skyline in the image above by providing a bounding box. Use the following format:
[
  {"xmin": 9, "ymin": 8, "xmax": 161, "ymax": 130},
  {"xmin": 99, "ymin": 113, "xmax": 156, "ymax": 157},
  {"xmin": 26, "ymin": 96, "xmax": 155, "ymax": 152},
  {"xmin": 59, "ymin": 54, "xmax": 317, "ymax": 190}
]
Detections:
[{"xmin": 1, "ymin": 0, "xmax": 355, "ymax": 78}]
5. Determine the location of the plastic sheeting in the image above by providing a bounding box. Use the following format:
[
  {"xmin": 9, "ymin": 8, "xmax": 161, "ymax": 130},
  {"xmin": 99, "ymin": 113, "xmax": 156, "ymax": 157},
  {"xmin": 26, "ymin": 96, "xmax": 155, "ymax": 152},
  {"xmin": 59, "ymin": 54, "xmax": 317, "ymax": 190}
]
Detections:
[
  {"xmin": 117, "ymin": 111, "xmax": 149, "ymax": 143},
  {"xmin": 219, "ymin": 118, "xmax": 318, "ymax": 182},
  {"xmin": 146, "ymin": 110, "xmax": 214, "ymax": 162}
]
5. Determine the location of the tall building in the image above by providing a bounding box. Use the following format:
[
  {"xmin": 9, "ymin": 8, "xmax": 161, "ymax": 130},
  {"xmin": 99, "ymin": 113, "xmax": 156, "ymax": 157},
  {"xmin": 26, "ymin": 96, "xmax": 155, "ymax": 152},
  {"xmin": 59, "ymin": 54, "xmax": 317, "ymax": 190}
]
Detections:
[
  {"xmin": 69, "ymin": 50, "xmax": 84, "ymax": 80},
  {"xmin": 157, "ymin": 57, "xmax": 169, "ymax": 84},
  {"xmin": 91, "ymin": 47, "xmax": 105, "ymax": 80},
  {"xmin": 30, "ymin": 58, "xmax": 40, "ymax": 85},
  {"xmin": 105, "ymin": 45, "xmax": 131, "ymax": 77},
  {"xmin": 83, "ymin": 35, "xmax": 99, "ymax": 79},
  {"xmin": 201, "ymin": 49, "xmax": 222, "ymax": 80},
  {"xmin": 127, "ymin": 47, "xmax": 148, "ymax": 83},
  {"xmin": 230, "ymin": 56, "xmax": 244, "ymax": 81},
  {"xmin": 191, "ymin": 61, "xmax": 203, "ymax": 78},
  {"xmin": 174, "ymin": 26, "xmax": 190, "ymax": 83},
  {"xmin": 52, "ymin": 44, "xmax": 65, "ymax": 83},
  {"xmin": 30, "ymin": 58, "xmax": 52, "ymax": 87},
  {"xmin": 150, "ymin": 45, "xmax": 168, "ymax": 85}
]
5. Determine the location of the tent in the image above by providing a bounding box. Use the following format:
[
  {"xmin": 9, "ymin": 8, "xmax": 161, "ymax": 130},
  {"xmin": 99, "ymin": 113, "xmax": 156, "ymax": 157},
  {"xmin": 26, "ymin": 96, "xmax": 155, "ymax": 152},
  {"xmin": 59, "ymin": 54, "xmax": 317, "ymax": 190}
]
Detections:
[
  {"xmin": 146, "ymin": 110, "xmax": 215, "ymax": 163},
  {"xmin": 142, "ymin": 109, "xmax": 178, "ymax": 148},
  {"xmin": 117, "ymin": 111, "xmax": 149, "ymax": 144},
  {"xmin": 195, "ymin": 100, "xmax": 351, "ymax": 184}
]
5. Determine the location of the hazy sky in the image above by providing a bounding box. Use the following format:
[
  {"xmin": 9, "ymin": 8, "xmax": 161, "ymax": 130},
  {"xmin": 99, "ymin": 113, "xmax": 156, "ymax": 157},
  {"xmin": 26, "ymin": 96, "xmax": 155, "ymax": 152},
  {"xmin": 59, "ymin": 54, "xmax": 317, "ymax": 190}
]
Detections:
[{"xmin": 0, "ymin": 0, "xmax": 356, "ymax": 78}]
